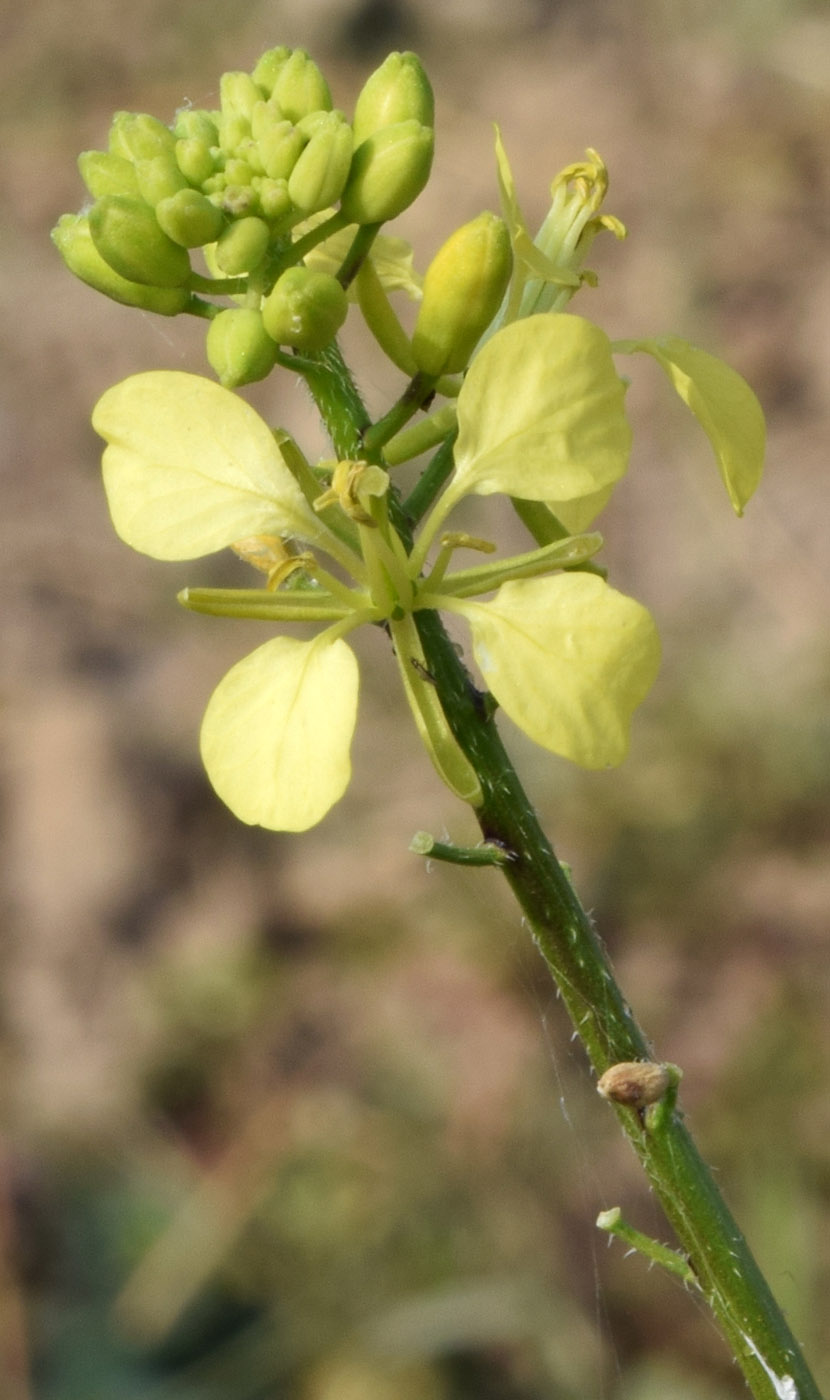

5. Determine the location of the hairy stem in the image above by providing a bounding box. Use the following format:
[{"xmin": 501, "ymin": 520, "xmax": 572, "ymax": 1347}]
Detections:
[{"xmin": 307, "ymin": 342, "xmax": 823, "ymax": 1400}]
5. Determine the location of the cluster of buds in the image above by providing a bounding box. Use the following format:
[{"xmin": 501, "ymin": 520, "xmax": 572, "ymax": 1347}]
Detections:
[{"xmin": 52, "ymin": 48, "xmax": 442, "ymax": 385}]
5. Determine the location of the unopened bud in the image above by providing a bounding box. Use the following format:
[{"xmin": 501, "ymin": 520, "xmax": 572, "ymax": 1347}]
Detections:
[
  {"xmin": 340, "ymin": 120, "xmax": 433, "ymax": 226},
  {"xmin": 78, "ymin": 150, "xmax": 140, "ymax": 199},
  {"xmin": 108, "ymin": 111, "xmax": 175, "ymax": 163},
  {"xmin": 214, "ymin": 215, "xmax": 270, "ymax": 274},
  {"xmin": 51, "ymin": 213, "xmax": 190, "ymax": 315},
  {"xmin": 173, "ymin": 109, "xmax": 219, "ymax": 145},
  {"xmin": 287, "ymin": 114, "xmax": 353, "ymax": 215},
  {"xmin": 155, "ymin": 188, "xmax": 225, "ymax": 247},
  {"xmin": 218, "ymin": 113, "xmax": 251, "ymax": 156},
  {"xmin": 175, "ymin": 136, "xmax": 217, "ymax": 186},
  {"xmin": 134, "ymin": 154, "xmax": 189, "ymax": 206},
  {"xmin": 352, "ymin": 52, "xmax": 434, "ymax": 146},
  {"xmin": 206, "ymin": 307, "xmax": 280, "ymax": 386},
  {"xmin": 411, "ymin": 212, "xmax": 512, "ymax": 376},
  {"xmin": 262, "ymin": 266, "xmax": 348, "ymax": 350},
  {"xmin": 220, "ymin": 70, "xmax": 262, "ymax": 123},
  {"xmin": 251, "ymin": 46, "xmax": 292, "ymax": 97},
  {"xmin": 88, "ymin": 196, "xmax": 192, "ymax": 287},
  {"xmin": 255, "ymin": 115, "xmax": 306, "ymax": 181},
  {"xmin": 254, "ymin": 177, "xmax": 292, "ymax": 222},
  {"xmin": 270, "ymin": 49, "xmax": 332, "ymax": 122}
]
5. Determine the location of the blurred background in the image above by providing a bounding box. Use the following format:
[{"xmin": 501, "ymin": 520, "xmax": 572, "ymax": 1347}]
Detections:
[{"xmin": 2, "ymin": 0, "xmax": 830, "ymax": 1395}]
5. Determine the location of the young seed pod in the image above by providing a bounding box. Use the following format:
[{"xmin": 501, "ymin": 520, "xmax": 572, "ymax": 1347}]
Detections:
[
  {"xmin": 262, "ymin": 266, "xmax": 348, "ymax": 350},
  {"xmin": 206, "ymin": 307, "xmax": 280, "ymax": 386},
  {"xmin": 597, "ymin": 1062, "xmax": 671, "ymax": 1110},
  {"xmin": 411, "ymin": 212, "xmax": 512, "ymax": 377},
  {"xmin": 339, "ymin": 119, "xmax": 434, "ymax": 226},
  {"xmin": 78, "ymin": 150, "xmax": 140, "ymax": 200},
  {"xmin": 351, "ymin": 51, "xmax": 434, "ymax": 146},
  {"xmin": 287, "ymin": 114, "xmax": 353, "ymax": 215},
  {"xmin": 51, "ymin": 213, "xmax": 191, "ymax": 315},
  {"xmin": 155, "ymin": 189, "xmax": 225, "ymax": 248},
  {"xmin": 88, "ymin": 195, "xmax": 192, "ymax": 287},
  {"xmin": 214, "ymin": 215, "xmax": 270, "ymax": 274}
]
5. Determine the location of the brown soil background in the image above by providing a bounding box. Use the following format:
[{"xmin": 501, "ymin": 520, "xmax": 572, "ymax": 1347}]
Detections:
[{"xmin": 2, "ymin": 2, "xmax": 830, "ymax": 1396}]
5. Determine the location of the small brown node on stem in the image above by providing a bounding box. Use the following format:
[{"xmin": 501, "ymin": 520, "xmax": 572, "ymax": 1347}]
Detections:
[{"xmin": 597, "ymin": 1061, "xmax": 670, "ymax": 1110}]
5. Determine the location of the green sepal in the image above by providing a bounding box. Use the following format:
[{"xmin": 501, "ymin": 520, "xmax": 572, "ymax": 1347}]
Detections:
[
  {"xmin": 340, "ymin": 120, "xmax": 434, "ymax": 225},
  {"xmin": 78, "ymin": 150, "xmax": 140, "ymax": 199},
  {"xmin": 352, "ymin": 51, "xmax": 434, "ymax": 145},
  {"xmin": 269, "ymin": 49, "xmax": 332, "ymax": 122},
  {"xmin": 206, "ymin": 307, "xmax": 280, "ymax": 386},
  {"xmin": 213, "ymin": 216, "xmax": 270, "ymax": 274},
  {"xmin": 51, "ymin": 213, "xmax": 191, "ymax": 314},
  {"xmin": 88, "ymin": 195, "xmax": 192, "ymax": 287},
  {"xmin": 155, "ymin": 189, "xmax": 225, "ymax": 248},
  {"xmin": 108, "ymin": 111, "xmax": 176, "ymax": 162},
  {"xmin": 134, "ymin": 154, "xmax": 189, "ymax": 207},
  {"xmin": 286, "ymin": 114, "xmax": 354, "ymax": 215},
  {"xmin": 251, "ymin": 46, "xmax": 292, "ymax": 97},
  {"xmin": 262, "ymin": 266, "xmax": 348, "ymax": 350}
]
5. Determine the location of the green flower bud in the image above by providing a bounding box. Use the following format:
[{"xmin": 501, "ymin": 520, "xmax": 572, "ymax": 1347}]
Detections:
[
  {"xmin": 255, "ymin": 115, "xmax": 306, "ymax": 180},
  {"xmin": 270, "ymin": 50, "xmax": 332, "ymax": 122},
  {"xmin": 220, "ymin": 71, "xmax": 263, "ymax": 122},
  {"xmin": 78, "ymin": 150, "xmax": 140, "ymax": 199},
  {"xmin": 175, "ymin": 136, "xmax": 216, "ymax": 186},
  {"xmin": 134, "ymin": 154, "xmax": 189, "ymax": 206},
  {"xmin": 218, "ymin": 112, "xmax": 251, "ymax": 156},
  {"xmin": 340, "ymin": 120, "xmax": 433, "ymax": 226},
  {"xmin": 88, "ymin": 195, "xmax": 192, "ymax": 287},
  {"xmin": 352, "ymin": 52, "xmax": 434, "ymax": 146},
  {"xmin": 287, "ymin": 114, "xmax": 353, "ymax": 215},
  {"xmin": 253, "ymin": 177, "xmax": 292, "ymax": 222},
  {"xmin": 206, "ymin": 307, "xmax": 280, "ymax": 386},
  {"xmin": 411, "ymin": 212, "xmax": 513, "ymax": 376},
  {"xmin": 214, "ymin": 215, "xmax": 270, "ymax": 274},
  {"xmin": 51, "ymin": 213, "xmax": 190, "ymax": 315},
  {"xmin": 251, "ymin": 46, "xmax": 292, "ymax": 97},
  {"xmin": 108, "ymin": 111, "xmax": 175, "ymax": 162},
  {"xmin": 295, "ymin": 108, "xmax": 346, "ymax": 138},
  {"xmin": 174, "ymin": 109, "xmax": 219, "ymax": 145},
  {"xmin": 155, "ymin": 188, "xmax": 226, "ymax": 247},
  {"xmin": 218, "ymin": 184, "xmax": 258, "ymax": 218},
  {"xmin": 223, "ymin": 157, "xmax": 255, "ymax": 187},
  {"xmin": 262, "ymin": 266, "xmax": 348, "ymax": 349}
]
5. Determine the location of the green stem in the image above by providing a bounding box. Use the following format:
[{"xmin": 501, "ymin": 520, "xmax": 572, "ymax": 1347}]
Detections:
[{"xmin": 305, "ymin": 345, "xmax": 824, "ymax": 1400}]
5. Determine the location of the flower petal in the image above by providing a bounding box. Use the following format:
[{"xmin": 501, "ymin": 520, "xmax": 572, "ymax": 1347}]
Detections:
[
  {"xmin": 616, "ymin": 336, "xmax": 765, "ymax": 514},
  {"xmin": 458, "ymin": 573, "xmax": 660, "ymax": 768},
  {"xmin": 453, "ymin": 315, "xmax": 631, "ymax": 504},
  {"xmin": 200, "ymin": 634, "xmax": 359, "ymax": 831},
  {"xmin": 93, "ymin": 371, "xmax": 326, "ymax": 559}
]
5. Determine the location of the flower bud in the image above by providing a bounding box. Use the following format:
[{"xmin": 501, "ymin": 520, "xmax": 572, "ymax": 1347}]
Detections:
[
  {"xmin": 108, "ymin": 111, "xmax": 175, "ymax": 162},
  {"xmin": 262, "ymin": 266, "xmax": 348, "ymax": 350},
  {"xmin": 134, "ymin": 154, "xmax": 189, "ymax": 206},
  {"xmin": 206, "ymin": 307, "xmax": 280, "ymax": 386},
  {"xmin": 411, "ymin": 212, "xmax": 512, "ymax": 376},
  {"xmin": 213, "ymin": 215, "xmax": 270, "ymax": 274},
  {"xmin": 218, "ymin": 112, "xmax": 251, "ymax": 156},
  {"xmin": 51, "ymin": 213, "xmax": 190, "ymax": 315},
  {"xmin": 254, "ymin": 115, "xmax": 306, "ymax": 181},
  {"xmin": 253, "ymin": 177, "xmax": 292, "ymax": 222},
  {"xmin": 270, "ymin": 50, "xmax": 332, "ymax": 122},
  {"xmin": 220, "ymin": 70, "xmax": 262, "ymax": 122},
  {"xmin": 88, "ymin": 195, "xmax": 192, "ymax": 287},
  {"xmin": 352, "ymin": 52, "xmax": 434, "ymax": 146},
  {"xmin": 173, "ymin": 109, "xmax": 219, "ymax": 145},
  {"xmin": 287, "ymin": 114, "xmax": 353, "ymax": 215},
  {"xmin": 251, "ymin": 46, "xmax": 292, "ymax": 97},
  {"xmin": 155, "ymin": 188, "xmax": 226, "ymax": 247},
  {"xmin": 339, "ymin": 120, "xmax": 433, "ymax": 226},
  {"xmin": 78, "ymin": 150, "xmax": 140, "ymax": 199},
  {"xmin": 175, "ymin": 136, "xmax": 216, "ymax": 186}
]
